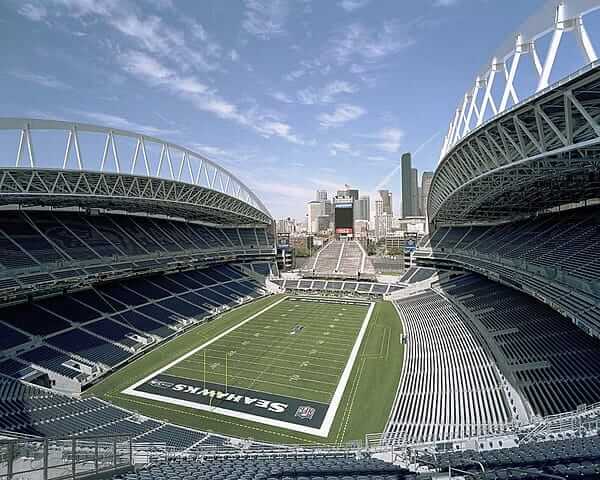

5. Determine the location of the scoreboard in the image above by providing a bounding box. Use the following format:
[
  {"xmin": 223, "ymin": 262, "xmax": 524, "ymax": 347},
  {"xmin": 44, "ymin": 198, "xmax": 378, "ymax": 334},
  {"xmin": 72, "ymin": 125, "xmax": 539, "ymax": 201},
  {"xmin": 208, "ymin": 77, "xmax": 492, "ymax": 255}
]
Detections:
[{"xmin": 334, "ymin": 202, "xmax": 353, "ymax": 234}]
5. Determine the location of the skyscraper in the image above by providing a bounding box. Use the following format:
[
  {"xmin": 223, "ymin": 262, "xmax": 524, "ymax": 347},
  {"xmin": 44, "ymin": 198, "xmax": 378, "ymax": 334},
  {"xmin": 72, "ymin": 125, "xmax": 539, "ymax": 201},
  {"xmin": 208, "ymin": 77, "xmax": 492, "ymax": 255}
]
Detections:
[
  {"xmin": 307, "ymin": 200, "xmax": 322, "ymax": 234},
  {"xmin": 354, "ymin": 195, "xmax": 370, "ymax": 221},
  {"xmin": 336, "ymin": 188, "xmax": 358, "ymax": 201},
  {"xmin": 401, "ymin": 152, "xmax": 416, "ymax": 218},
  {"xmin": 421, "ymin": 171, "xmax": 434, "ymax": 218},
  {"xmin": 411, "ymin": 168, "xmax": 419, "ymax": 216},
  {"xmin": 378, "ymin": 190, "xmax": 393, "ymax": 215},
  {"xmin": 316, "ymin": 190, "xmax": 328, "ymax": 201}
]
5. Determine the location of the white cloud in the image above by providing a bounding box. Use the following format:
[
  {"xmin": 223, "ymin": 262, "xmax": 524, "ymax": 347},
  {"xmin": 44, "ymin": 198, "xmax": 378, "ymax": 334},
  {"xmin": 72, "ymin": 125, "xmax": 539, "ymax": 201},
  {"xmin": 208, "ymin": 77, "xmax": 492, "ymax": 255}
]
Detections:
[
  {"xmin": 10, "ymin": 70, "xmax": 70, "ymax": 89},
  {"xmin": 122, "ymin": 50, "xmax": 307, "ymax": 145},
  {"xmin": 121, "ymin": 50, "xmax": 174, "ymax": 83},
  {"xmin": 230, "ymin": 49, "xmax": 240, "ymax": 62},
  {"xmin": 66, "ymin": 109, "xmax": 179, "ymax": 137},
  {"xmin": 257, "ymin": 121, "xmax": 305, "ymax": 145},
  {"xmin": 297, "ymin": 80, "xmax": 357, "ymax": 105},
  {"xmin": 284, "ymin": 68, "xmax": 306, "ymax": 81},
  {"xmin": 53, "ymin": 0, "xmax": 222, "ymax": 72},
  {"xmin": 330, "ymin": 20, "xmax": 414, "ymax": 65},
  {"xmin": 271, "ymin": 91, "xmax": 294, "ymax": 103},
  {"xmin": 41, "ymin": 0, "xmax": 306, "ymax": 145},
  {"xmin": 242, "ymin": 0, "xmax": 289, "ymax": 39},
  {"xmin": 434, "ymin": 0, "xmax": 458, "ymax": 6},
  {"xmin": 17, "ymin": 3, "xmax": 47, "ymax": 21},
  {"xmin": 318, "ymin": 104, "xmax": 365, "ymax": 128},
  {"xmin": 51, "ymin": 0, "xmax": 117, "ymax": 17},
  {"xmin": 338, "ymin": 0, "xmax": 370, "ymax": 12},
  {"xmin": 371, "ymin": 127, "xmax": 404, "ymax": 153},
  {"xmin": 329, "ymin": 142, "xmax": 360, "ymax": 157}
]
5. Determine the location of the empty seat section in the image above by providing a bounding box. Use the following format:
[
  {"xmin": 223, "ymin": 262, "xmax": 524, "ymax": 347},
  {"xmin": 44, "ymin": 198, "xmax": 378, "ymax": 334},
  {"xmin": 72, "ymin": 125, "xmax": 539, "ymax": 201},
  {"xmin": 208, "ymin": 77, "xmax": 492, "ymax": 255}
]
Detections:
[
  {"xmin": 386, "ymin": 289, "xmax": 510, "ymax": 443},
  {"xmin": 238, "ymin": 228, "xmax": 258, "ymax": 248},
  {"xmin": 0, "ymin": 213, "xmax": 63, "ymax": 264},
  {"xmin": 84, "ymin": 215, "xmax": 145, "ymax": 256},
  {"xmin": 158, "ymin": 297, "xmax": 208, "ymax": 319},
  {"xmin": 112, "ymin": 311, "xmax": 174, "ymax": 338},
  {"xmin": 2, "ymin": 304, "xmax": 71, "ymax": 336},
  {"xmin": 34, "ymin": 213, "xmax": 98, "ymax": 261},
  {"xmin": 46, "ymin": 329, "xmax": 130, "ymax": 366},
  {"xmin": 0, "ymin": 322, "xmax": 30, "ymax": 350},
  {"xmin": 441, "ymin": 274, "xmax": 600, "ymax": 417},
  {"xmin": 19, "ymin": 346, "xmax": 91, "ymax": 378},
  {"xmin": 83, "ymin": 318, "xmax": 143, "ymax": 347}
]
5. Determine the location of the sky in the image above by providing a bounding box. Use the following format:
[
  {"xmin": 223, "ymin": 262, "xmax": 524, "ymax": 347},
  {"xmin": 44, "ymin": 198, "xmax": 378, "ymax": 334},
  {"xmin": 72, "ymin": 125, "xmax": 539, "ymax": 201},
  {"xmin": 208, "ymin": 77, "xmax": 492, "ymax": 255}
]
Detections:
[{"xmin": 1, "ymin": 0, "xmax": 554, "ymax": 220}]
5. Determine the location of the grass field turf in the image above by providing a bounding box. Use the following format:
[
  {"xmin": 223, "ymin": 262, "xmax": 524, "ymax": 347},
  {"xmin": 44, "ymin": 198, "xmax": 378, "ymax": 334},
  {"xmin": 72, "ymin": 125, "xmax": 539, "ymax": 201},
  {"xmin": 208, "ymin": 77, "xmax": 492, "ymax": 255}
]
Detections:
[{"xmin": 85, "ymin": 294, "xmax": 404, "ymax": 444}]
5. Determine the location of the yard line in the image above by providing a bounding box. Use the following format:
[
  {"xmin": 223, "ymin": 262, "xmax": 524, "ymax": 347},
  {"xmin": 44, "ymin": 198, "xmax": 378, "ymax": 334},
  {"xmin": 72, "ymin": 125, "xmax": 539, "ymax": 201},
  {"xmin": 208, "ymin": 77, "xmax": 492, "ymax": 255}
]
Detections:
[
  {"xmin": 213, "ymin": 338, "xmax": 354, "ymax": 355},
  {"xmin": 160, "ymin": 371, "xmax": 333, "ymax": 399},
  {"xmin": 179, "ymin": 356, "xmax": 342, "ymax": 378},
  {"xmin": 170, "ymin": 364, "xmax": 339, "ymax": 387},
  {"xmin": 246, "ymin": 324, "xmax": 305, "ymax": 392},
  {"xmin": 182, "ymin": 356, "xmax": 343, "ymax": 373},
  {"xmin": 228, "ymin": 324, "xmax": 359, "ymax": 343},
  {"xmin": 203, "ymin": 346, "xmax": 348, "ymax": 362}
]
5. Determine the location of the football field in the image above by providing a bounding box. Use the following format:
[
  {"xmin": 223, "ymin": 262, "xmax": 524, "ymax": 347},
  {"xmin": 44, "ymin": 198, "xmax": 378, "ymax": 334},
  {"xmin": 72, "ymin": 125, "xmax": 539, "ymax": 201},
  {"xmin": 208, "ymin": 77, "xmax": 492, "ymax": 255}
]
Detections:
[
  {"xmin": 87, "ymin": 294, "xmax": 405, "ymax": 444},
  {"xmin": 123, "ymin": 296, "xmax": 373, "ymax": 436}
]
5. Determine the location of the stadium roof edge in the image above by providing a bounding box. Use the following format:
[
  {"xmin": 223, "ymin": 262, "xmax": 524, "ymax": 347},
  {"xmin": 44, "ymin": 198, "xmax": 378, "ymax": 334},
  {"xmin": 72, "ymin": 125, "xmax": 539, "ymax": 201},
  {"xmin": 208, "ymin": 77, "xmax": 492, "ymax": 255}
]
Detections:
[{"xmin": 0, "ymin": 117, "xmax": 272, "ymax": 225}]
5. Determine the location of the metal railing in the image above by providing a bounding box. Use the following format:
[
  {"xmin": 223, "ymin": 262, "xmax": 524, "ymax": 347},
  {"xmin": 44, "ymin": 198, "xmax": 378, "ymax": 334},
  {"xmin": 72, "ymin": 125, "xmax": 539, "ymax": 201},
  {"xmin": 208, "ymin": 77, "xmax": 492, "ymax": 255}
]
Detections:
[{"xmin": 0, "ymin": 434, "xmax": 132, "ymax": 480}]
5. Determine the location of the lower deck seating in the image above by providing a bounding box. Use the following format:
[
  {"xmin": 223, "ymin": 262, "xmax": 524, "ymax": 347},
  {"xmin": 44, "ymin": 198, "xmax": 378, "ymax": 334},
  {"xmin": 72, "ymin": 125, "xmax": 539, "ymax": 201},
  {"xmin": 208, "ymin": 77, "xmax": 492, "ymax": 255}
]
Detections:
[
  {"xmin": 0, "ymin": 264, "xmax": 268, "ymax": 383},
  {"xmin": 0, "ymin": 376, "xmax": 237, "ymax": 450},
  {"xmin": 386, "ymin": 290, "xmax": 511, "ymax": 443},
  {"xmin": 398, "ymin": 267, "xmax": 437, "ymax": 284},
  {"xmin": 440, "ymin": 274, "xmax": 600, "ymax": 417}
]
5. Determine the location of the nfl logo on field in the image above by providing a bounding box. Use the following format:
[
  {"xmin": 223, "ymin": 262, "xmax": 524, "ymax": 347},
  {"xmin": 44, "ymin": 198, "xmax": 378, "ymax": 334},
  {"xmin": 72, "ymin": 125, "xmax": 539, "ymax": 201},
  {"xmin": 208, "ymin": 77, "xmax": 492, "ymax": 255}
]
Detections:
[
  {"xmin": 149, "ymin": 380, "xmax": 174, "ymax": 389},
  {"xmin": 295, "ymin": 406, "xmax": 316, "ymax": 420}
]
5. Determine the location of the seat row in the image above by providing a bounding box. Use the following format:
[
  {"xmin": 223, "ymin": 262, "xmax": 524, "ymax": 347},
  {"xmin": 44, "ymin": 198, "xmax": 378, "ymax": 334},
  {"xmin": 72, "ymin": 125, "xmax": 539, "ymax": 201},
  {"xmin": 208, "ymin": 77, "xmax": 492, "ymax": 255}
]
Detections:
[
  {"xmin": 0, "ymin": 376, "xmax": 232, "ymax": 450},
  {"xmin": 429, "ymin": 205, "xmax": 600, "ymax": 286},
  {"xmin": 439, "ymin": 274, "xmax": 600, "ymax": 417},
  {"xmin": 0, "ymin": 211, "xmax": 274, "ymax": 294},
  {"xmin": 272, "ymin": 278, "xmax": 402, "ymax": 296},
  {"xmin": 113, "ymin": 456, "xmax": 409, "ymax": 480},
  {"xmin": 0, "ymin": 264, "xmax": 268, "ymax": 382},
  {"xmin": 386, "ymin": 290, "xmax": 511, "ymax": 444}
]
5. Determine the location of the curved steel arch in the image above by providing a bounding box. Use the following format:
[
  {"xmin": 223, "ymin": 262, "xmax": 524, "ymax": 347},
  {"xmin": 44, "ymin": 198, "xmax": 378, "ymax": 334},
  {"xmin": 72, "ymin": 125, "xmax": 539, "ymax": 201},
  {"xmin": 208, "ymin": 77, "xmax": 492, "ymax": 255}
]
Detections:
[
  {"xmin": 430, "ymin": 64, "xmax": 600, "ymax": 225},
  {"xmin": 0, "ymin": 117, "xmax": 271, "ymax": 224},
  {"xmin": 440, "ymin": 0, "xmax": 600, "ymax": 159},
  {"xmin": 430, "ymin": 0, "xmax": 600, "ymax": 226}
]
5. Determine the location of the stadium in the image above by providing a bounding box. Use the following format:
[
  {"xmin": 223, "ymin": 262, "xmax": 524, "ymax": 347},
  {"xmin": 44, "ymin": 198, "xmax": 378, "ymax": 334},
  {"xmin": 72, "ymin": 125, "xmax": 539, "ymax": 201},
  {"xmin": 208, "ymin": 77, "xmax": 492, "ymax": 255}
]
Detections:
[{"xmin": 3, "ymin": 1, "xmax": 600, "ymax": 479}]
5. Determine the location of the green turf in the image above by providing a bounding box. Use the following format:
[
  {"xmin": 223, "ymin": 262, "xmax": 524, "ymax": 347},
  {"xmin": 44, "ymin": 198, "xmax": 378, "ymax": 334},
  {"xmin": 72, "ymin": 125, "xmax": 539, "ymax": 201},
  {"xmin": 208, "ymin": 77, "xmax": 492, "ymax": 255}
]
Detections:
[
  {"xmin": 166, "ymin": 297, "xmax": 368, "ymax": 405},
  {"xmin": 85, "ymin": 294, "xmax": 404, "ymax": 445}
]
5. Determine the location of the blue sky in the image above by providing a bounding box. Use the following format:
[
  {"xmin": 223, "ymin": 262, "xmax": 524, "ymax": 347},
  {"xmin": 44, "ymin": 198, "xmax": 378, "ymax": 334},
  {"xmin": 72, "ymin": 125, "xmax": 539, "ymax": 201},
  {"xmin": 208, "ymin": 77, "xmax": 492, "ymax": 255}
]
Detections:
[{"xmin": 1, "ymin": 0, "xmax": 549, "ymax": 219}]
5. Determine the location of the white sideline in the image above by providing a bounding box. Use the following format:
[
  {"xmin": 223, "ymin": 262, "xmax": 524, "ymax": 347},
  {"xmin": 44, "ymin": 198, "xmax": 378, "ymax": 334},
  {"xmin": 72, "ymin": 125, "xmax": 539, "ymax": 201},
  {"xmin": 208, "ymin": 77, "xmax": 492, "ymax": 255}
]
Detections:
[{"xmin": 122, "ymin": 297, "xmax": 375, "ymax": 438}]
